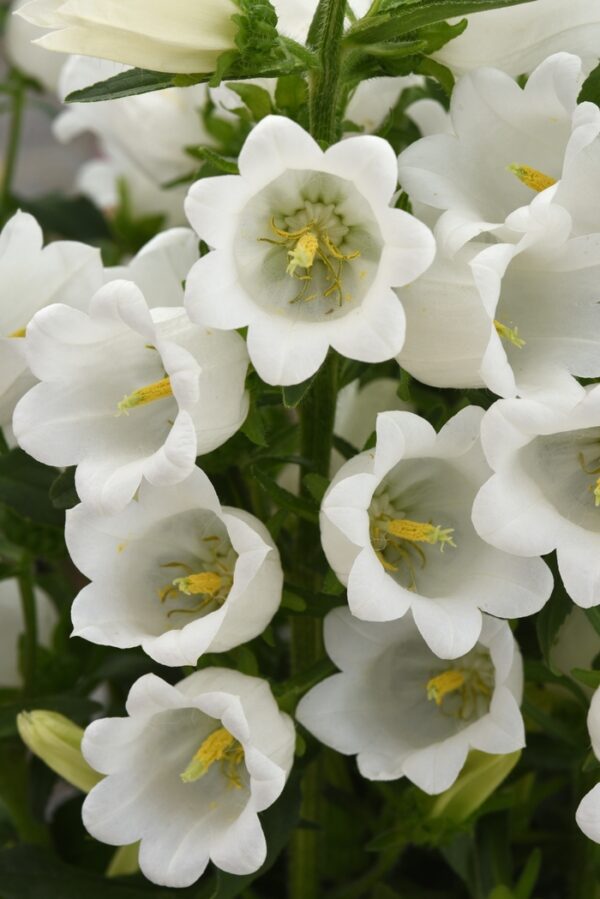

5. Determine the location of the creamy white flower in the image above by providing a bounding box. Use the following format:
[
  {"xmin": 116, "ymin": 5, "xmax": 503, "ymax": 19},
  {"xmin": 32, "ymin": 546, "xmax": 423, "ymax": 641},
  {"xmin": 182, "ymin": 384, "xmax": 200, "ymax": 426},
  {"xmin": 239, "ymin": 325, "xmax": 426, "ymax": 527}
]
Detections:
[
  {"xmin": 17, "ymin": 0, "xmax": 238, "ymax": 74},
  {"xmin": 54, "ymin": 56, "xmax": 215, "ymax": 227},
  {"xmin": 6, "ymin": 0, "xmax": 64, "ymax": 92},
  {"xmin": 433, "ymin": 0, "xmax": 600, "ymax": 78},
  {"xmin": 82, "ymin": 669, "xmax": 295, "ymax": 887},
  {"xmin": 576, "ymin": 688, "xmax": 600, "ymax": 843},
  {"xmin": 472, "ymin": 388, "xmax": 600, "ymax": 610},
  {"xmin": 0, "ymin": 578, "xmax": 57, "ymax": 687},
  {"xmin": 397, "ymin": 243, "xmax": 491, "ymax": 390},
  {"xmin": 13, "ymin": 279, "xmax": 249, "ymax": 512},
  {"xmin": 106, "ymin": 227, "xmax": 200, "ymax": 309},
  {"xmin": 334, "ymin": 378, "xmax": 412, "ymax": 456},
  {"xmin": 0, "ymin": 210, "xmax": 103, "ymax": 427},
  {"xmin": 296, "ymin": 608, "xmax": 524, "ymax": 794},
  {"xmin": 184, "ymin": 115, "xmax": 435, "ymax": 386},
  {"xmin": 398, "ymin": 54, "xmax": 600, "ymax": 255},
  {"xmin": 67, "ymin": 469, "xmax": 283, "ymax": 667},
  {"xmin": 346, "ymin": 76, "xmax": 424, "ymax": 134},
  {"xmin": 321, "ymin": 407, "xmax": 552, "ymax": 659}
]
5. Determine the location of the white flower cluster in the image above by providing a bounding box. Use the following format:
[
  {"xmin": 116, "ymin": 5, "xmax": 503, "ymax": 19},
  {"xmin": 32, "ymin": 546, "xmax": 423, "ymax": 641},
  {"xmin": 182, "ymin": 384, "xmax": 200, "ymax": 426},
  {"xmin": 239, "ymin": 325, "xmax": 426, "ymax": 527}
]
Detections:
[{"xmin": 2, "ymin": 0, "xmax": 600, "ymax": 889}]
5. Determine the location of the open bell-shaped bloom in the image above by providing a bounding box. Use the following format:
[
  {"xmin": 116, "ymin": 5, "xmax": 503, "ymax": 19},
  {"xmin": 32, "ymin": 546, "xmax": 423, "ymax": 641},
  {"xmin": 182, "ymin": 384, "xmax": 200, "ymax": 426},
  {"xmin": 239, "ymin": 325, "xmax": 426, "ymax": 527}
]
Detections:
[
  {"xmin": 576, "ymin": 687, "xmax": 600, "ymax": 843},
  {"xmin": 433, "ymin": 0, "xmax": 600, "ymax": 78},
  {"xmin": 398, "ymin": 53, "xmax": 600, "ymax": 255},
  {"xmin": 17, "ymin": 0, "xmax": 239, "ymax": 74},
  {"xmin": 296, "ymin": 608, "xmax": 524, "ymax": 794},
  {"xmin": 67, "ymin": 469, "xmax": 283, "ymax": 667},
  {"xmin": 6, "ymin": 0, "xmax": 65, "ymax": 92},
  {"xmin": 472, "ymin": 388, "xmax": 600, "ymax": 610},
  {"xmin": 13, "ymin": 279, "xmax": 249, "ymax": 512},
  {"xmin": 0, "ymin": 210, "xmax": 103, "ymax": 426},
  {"xmin": 320, "ymin": 407, "xmax": 552, "ymax": 659},
  {"xmin": 81, "ymin": 669, "xmax": 295, "ymax": 887},
  {"xmin": 184, "ymin": 115, "xmax": 435, "ymax": 386}
]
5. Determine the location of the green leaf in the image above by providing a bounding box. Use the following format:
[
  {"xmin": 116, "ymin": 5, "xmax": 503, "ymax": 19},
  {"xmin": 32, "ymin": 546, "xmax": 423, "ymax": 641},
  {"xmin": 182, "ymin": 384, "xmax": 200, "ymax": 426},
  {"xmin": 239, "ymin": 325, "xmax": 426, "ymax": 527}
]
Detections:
[
  {"xmin": 227, "ymin": 82, "xmax": 273, "ymax": 121},
  {"xmin": 521, "ymin": 698, "xmax": 582, "ymax": 747},
  {"xmin": 535, "ymin": 578, "xmax": 572, "ymax": 670},
  {"xmin": 0, "ymin": 741, "xmax": 49, "ymax": 846},
  {"xmin": 0, "ymin": 449, "xmax": 63, "ymax": 527},
  {"xmin": 241, "ymin": 397, "xmax": 268, "ymax": 447},
  {"xmin": 251, "ymin": 467, "xmax": 319, "ymax": 523},
  {"xmin": 579, "ymin": 59, "xmax": 600, "ymax": 107},
  {"xmin": 321, "ymin": 569, "xmax": 346, "ymax": 596},
  {"xmin": 585, "ymin": 606, "xmax": 600, "ymax": 637},
  {"xmin": 282, "ymin": 376, "xmax": 316, "ymax": 408},
  {"xmin": 18, "ymin": 194, "xmax": 111, "ymax": 242},
  {"xmin": 49, "ymin": 468, "xmax": 78, "ymax": 511},
  {"xmin": 281, "ymin": 590, "xmax": 308, "ymax": 613},
  {"xmin": 184, "ymin": 146, "xmax": 240, "ymax": 174},
  {"xmin": 344, "ymin": 0, "xmax": 537, "ymax": 46},
  {"xmin": 302, "ymin": 473, "xmax": 330, "ymax": 505},
  {"xmin": 571, "ymin": 668, "xmax": 600, "ymax": 689},
  {"xmin": 275, "ymin": 75, "xmax": 308, "ymax": 116},
  {"xmin": 514, "ymin": 848, "xmax": 542, "ymax": 899},
  {"xmin": 66, "ymin": 68, "xmax": 193, "ymax": 103}
]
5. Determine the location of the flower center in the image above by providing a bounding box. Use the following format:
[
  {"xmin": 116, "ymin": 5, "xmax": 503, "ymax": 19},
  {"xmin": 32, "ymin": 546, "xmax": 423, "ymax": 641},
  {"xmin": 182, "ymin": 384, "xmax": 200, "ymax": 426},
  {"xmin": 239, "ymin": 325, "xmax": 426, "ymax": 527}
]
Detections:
[
  {"xmin": 508, "ymin": 163, "xmax": 557, "ymax": 193},
  {"xmin": 260, "ymin": 216, "xmax": 360, "ymax": 308},
  {"xmin": 494, "ymin": 320, "xmax": 525, "ymax": 349},
  {"xmin": 117, "ymin": 376, "xmax": 173, "ymax": 414},
  {"xmin": 370, "ymin": 502, "xmax": 456, "ymax": 590},
  {"xmin": 158, "ymin": 536, "xmax": 235, "ymax": 619},
  {"xmin": 577, "ymin": 451, "xmax": 600, "ymax": 507},
  {"xmin": 180, "ymin": 726, "xmax": 245, "ymax": 788},
  {"xmin": 426, "ymin": 659, "xmax": 493, "ymax": 720}
]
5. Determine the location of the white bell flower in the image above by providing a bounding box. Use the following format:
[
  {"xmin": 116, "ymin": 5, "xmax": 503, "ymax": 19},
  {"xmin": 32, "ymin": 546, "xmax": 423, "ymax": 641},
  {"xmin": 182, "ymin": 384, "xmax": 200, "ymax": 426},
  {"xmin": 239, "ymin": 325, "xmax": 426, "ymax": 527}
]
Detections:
[
  {"xmin": 398, "ymin": 53, "xmax": 600, "ymax": 255},
  {"xmin": 296, "ymin": 608, "xmax": 524, "ymax": 794},
  {"xmin": 66, "ymin": 469, "xmax": 283, "ymax": 667},
  {"xmin": 81, "ymin": 669, "xmax": 295, "ymax": 887},
  {"xmin": 106, "ymin": 227, "xmax": 200, "ymax": 310},
  {"xmin": 184, "ymin": 115, "xmax": 435, "ymax": 386},
  {"xmin": 321, "ymin": 407, "xmax": 552, "ymax": 659},
  {"xmin": 433, "ymin": 0, "xmax": 600, "ymax": 78},
  {"xmin": 6, "ymin": 0, "xmax": 65, "ymax": 92},
  {"xmin": 12, "ymin": 279, "xmax": 249, "ymax": 512},
  {"xmin": 576, "ymin": 688, "xmax": 600, "ymax": 843},
  {"xmin": 397, "ymin": 243, "xmax": 491, "ymax": 390},
  {"xmin": 0, "ymin": 210, "xmax": 103, "ymax": 427},
  {"xmin": 399, "ymin": 191, "xmax": 600, "ymax": 399},
  {"xmin": 472, "ymin": 388, "xmax": 600, "ymax": 610},
  {"xmin": 0, "ymin": 578, "xmax": 57, "ymax": 687},
  {"xmin": 17, "ymin": 0, "xmax": 238, "ymax": 74},
  {"xmin": 54, "ymin": 56, "xmax": 216, "ymax": 227}
]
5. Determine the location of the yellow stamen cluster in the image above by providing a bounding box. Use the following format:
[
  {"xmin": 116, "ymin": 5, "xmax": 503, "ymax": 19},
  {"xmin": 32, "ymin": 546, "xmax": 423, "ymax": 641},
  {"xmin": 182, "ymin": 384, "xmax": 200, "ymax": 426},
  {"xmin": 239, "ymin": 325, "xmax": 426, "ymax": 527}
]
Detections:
[
  {"xmin": 172, "ymin": 571, "xmax": 222, "ymax": 597},
  {"xmin": 577, "ymin": 452, "xmax": 600, "ymax": 507},
  {"xmin": 427, "ymin": 670, "xmax": 466, "ymax": 706},
  {"xmin": 260, "ymin": 217, "xmax": 360, "ymax": 308},
  {"xmin": 494, "ymin": 320, "xmax": 526, "ymax": 349},
  {"xmin": 117, "ymin": 376, "xmax": 173, "ymax": 415},
  {"xmin": 180, "ymin": 727, "xmax": 245, "ymax": 788},
  {"xmin": 508, "ymin": 163, "xmax": 557, "ymax": 194},
  {"xmin": 426, "ymin": 666, "xmax": 492, "ymax": 720},
  {"xmin": 8, "ymin": 327, "xmax": 26, "ymax": 339},
  {"xmin": 386, "ymin": 518, "xmax": 456, "ymax": 550}
]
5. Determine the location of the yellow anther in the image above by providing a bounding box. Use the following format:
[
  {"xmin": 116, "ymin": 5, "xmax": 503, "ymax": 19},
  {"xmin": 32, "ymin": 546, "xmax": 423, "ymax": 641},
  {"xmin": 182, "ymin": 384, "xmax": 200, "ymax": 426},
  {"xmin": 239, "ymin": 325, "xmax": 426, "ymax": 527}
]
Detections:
[
  {"xmin": 287, "ymin": 232, "xmax": 319, "ymax": 276},
  {"xmin": 494, "ymin": 320, "xmax": 526, "ymax": 349},
  {"xmin": 386, "ymin": 518, "xmax": 456, "ymax": 550},
  {"xmin": 172, "ymin": 571, "xmax": 222, "ymax": 597},
  {"xmin": 593, "ymin": 478, "xmax": 600, "ymax": 508},
  {"xmin": 180, "ymin": 727, "xmax": 244, "ymax": 787},
  {"xmin": 427, "ymin": 670, "xmax": 466, "ymax": 706},
  {"xmin": 117, "ymin": 376, "xmax": 173, "ymax": 414},
  {"xmin": 508, "ymin": 164, "xmax": 557, "ymax": 193},
  {"xmin": 8, "ymin": 327, "xmax": 26, "ymax": 338}
]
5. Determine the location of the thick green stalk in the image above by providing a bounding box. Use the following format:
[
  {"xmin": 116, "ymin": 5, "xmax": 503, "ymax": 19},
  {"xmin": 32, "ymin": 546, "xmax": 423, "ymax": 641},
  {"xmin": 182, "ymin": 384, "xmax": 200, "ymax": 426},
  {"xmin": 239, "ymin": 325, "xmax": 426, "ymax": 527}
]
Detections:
[
  {"xmin": 1, "ymin": 71, "xmax": 26, "ymax": 221},
  {"xmin": 18, "ymin": 555, "xmax": 38, "ymax": 695},
  {"xmin": 308, "ymin": 0, "xmax": 347, "ymax": 145}
]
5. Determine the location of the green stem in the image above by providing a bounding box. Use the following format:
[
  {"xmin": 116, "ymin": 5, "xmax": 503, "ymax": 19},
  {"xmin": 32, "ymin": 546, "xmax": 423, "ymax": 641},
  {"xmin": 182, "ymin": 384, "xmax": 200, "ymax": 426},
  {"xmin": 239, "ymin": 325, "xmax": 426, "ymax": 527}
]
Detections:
[
  {"xmin": 308, "ymin": 0, "xmax": 347, "ymax": 144},
  {"xmin": 18, "ymin": 555, "xmax": 38, "ymax": 695},
  {"xmin": 289, "ymin": 355, "xmax": 339, "ymax": 899},
  {"xmin": 0, "ymin": 428, "xmax": 10, "ymax": 455},
  {"xmin": 1, "ymin": 71, "xmax": 26, "ymax": 221}
]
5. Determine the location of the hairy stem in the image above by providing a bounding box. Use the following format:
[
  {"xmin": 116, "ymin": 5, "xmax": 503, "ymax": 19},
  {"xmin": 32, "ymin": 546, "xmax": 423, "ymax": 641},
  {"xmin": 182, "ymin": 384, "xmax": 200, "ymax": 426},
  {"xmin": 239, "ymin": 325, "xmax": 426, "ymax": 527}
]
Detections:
[{"xmin": 308, "ymin": 0, "xmax": 347, "ymax": 145}]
